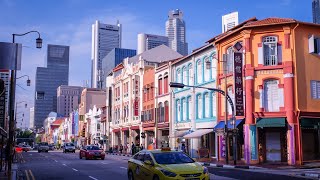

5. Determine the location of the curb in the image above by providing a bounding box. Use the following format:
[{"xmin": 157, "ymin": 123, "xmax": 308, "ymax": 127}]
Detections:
[
  {"xmin": 201, "ymin": 162, "xmax": 260, "ymax": 169},
  {"xmin": 301, "ymin": 173, "xmax": 320, "ymax": 178},
  {"xmin": 106, "ymin": 152, "xmax": 132, "ymax": 157}
]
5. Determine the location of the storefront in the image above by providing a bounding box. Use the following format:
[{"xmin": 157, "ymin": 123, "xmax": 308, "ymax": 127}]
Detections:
[
  {"xmin": 300, "ymin": 118, "xmax": 320, "ymax": 162},
  {"xmin": 256, "ymin": 118, "xmax": 287, "ymax": 163},
  {"xmin": 130, "ymin": 126, "xmax": 140, "ymax": 146},
  {"xmin": 214, "ymin": 119, "xmax": 244, "ymax": 162}
]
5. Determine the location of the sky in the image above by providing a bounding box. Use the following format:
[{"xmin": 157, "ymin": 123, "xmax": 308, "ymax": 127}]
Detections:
[{"xmin": 0, "ymin": 0, "xmax": 312, "ymax": 128}]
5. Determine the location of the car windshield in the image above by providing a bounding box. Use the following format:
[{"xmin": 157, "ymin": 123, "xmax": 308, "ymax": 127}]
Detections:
[
  {"xmin": 65, "ymin": 143, "xmax": 74, "ymax": 146},
  {"xmin": 40, "ymin": 142, "xmax": 48, "ymax": 146},
  {"xmin": 152, "ymin": 152, "xmax": 195, "ymax": 164},
  {"xmin": 87, "ymin": 146, "xmax": 100, "ymax": 150}
]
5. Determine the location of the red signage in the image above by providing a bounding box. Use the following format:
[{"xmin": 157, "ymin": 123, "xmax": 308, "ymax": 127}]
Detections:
[
  {"xmin": 233, "ymin": 52, "xmax": 244, "ymax": 116},
  {"xmin": 134, "ymin": 99, "xmax": 139, "ymax": 116}
]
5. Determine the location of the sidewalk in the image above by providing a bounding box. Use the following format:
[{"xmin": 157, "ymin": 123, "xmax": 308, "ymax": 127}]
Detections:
[{"xmin": 0, "ymin": 163, "xmax": 18, "ymax": 180}]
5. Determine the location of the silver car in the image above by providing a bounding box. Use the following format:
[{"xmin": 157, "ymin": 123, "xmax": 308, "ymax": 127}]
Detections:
[
  {"xmin": 63, "ymin": 143, "xmax": 75, "ymax": 153},
  {"xmin": 38, "ymin": 142, "xmax": 49, "ymax": 153}
]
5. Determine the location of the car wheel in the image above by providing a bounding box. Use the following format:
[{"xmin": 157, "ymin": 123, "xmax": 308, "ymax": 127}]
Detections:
[
  {"xmin": 79, "ymin": 154, "xmax": 82, "ymax": 159},
  {"xmin": 128, "ymin": 170, "xmax": 134, "ymax": 180},
  {"xmin": 101, "ymin": 157, "xmax": 105, "ymax": 160},
  {"xmin": 153, "ymin": 175, "xmax": 159, "ymax": 180},
  {"xmin": 38, "ymin": 150, "xmax": 40, "ymax": 153}
]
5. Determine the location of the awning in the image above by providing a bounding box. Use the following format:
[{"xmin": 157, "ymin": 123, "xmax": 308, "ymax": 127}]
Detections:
[
  {"xmin": 214, "ymin": 119, "xmax": 244, "ymax": 130},
  {"xmin": 183, "ymin": 129, "xmax": 213, "ymax": 139},
  {"xmin": 256, "ymin": 118, "xmax": 286, "ymax": 128}
]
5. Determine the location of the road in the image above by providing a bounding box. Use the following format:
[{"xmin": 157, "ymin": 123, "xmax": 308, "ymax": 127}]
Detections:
[{"xmin": 17, "ymin": 151, "xmax": 311, "ymax": 180}]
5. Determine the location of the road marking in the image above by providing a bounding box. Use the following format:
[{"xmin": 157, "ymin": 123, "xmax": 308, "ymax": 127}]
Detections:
[
  {"xmin": 29, "ymin": 154, "xmax": 32, "ymax": 156},
  {"xmin": 54, "ymin": 160, "xmax": 58, "ymax": 162},
  {"xmin": 29, "ymin": 170, "xmax": 35, "ymax": 180},
  {"xmin": 88, "ymin": 176, "xmax": 98, "ymax": 180},
  {"xmin": 62, "ymin": 164, "xmax": 67, "ymax": 166},
  {"xmin": 120, "ymin": 167, "xmax": 127, "ymax": 170},
  {"xmin": 101, "ymin": 162, "xmax": 110, "ymax": 164},
  {"xmin": 72, "ymin": 168, "xmax": 78, "ymax": 172},
  {"xmin": 25, "ymin": 170, "xmax": 30, "ymax": 180}
]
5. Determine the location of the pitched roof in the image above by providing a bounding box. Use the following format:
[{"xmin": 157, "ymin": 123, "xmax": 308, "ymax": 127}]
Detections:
[
  {"xmin": 51, "ymin": 118, "xmax": 64, "ymax": 126},
  {"xmin": 244, "ymin": 17, "xmax": 296, "ymax": 27},
  {"xmin": 128, "ymin": 45, "xmax": 183, "ymax": 64}
]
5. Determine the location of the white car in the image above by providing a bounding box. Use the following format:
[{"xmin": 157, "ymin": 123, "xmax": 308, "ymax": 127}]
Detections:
[{"xmin": 63, "ymin": 143, "xmax": 76, "ymax": 153}]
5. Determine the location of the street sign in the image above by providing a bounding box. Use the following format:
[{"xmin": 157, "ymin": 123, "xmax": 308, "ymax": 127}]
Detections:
[
  {"xmin": 233, "ymin": 52, "xmax": 244, "ymax": 116},
  {"xmin": 0, "ymin": 42, "xmax": 22, "ymax": 70}
]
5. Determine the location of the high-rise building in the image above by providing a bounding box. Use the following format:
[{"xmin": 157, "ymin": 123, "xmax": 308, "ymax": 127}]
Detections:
[
  {"xmin": 313, "ymin": 0, "xmax": 320, "ymax": 24},
  {"xmin": 29, "ymin": 107, "xmax": 34, "ymax": 129},
  {"xmin": 137, "ymin": 33, "xmax": 169, "ymax": 54},
  {"xmin": 166, "ymin": 9, "xmax": 188, "ymax": 56},
  {"xmin": 0, "ymin": 70, "xmax": 9, "ymax": 129},
  {"xmin": 57, "ymin": 85, "xmax": 83, "ymax": 117},
  {"xmin": 101, "ymin": 48, "xmax": 136, "ymax": 88},
  {"xmin": 34, "ymin": 44, "xmax": 69, "ymax": 129},
  {"xmin": 91, "ymin": 20, "xmax": 122, "ymax": 89},
  {"xmin": 222, "ymin": 12, "xmax": 239, "ymax": 33}
]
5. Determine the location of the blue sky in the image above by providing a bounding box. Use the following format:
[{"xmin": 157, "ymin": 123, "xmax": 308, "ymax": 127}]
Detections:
[{"xmin": 0, "ymin": 0, "xmax": 312, "ymax": 126}]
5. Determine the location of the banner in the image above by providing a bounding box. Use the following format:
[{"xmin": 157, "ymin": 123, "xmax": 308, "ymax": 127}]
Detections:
[
  {"xmin": 0, "ymin": 42, "xmax": 22, "ymax": 70},
  {"xmin": 233, "ymin": 52, "xmax": 244, "ymax": 116}
]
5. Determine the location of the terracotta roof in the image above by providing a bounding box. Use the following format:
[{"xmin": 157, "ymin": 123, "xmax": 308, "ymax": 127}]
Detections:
[
  {"xmin": 51, "ymin": 119, "xmax": 64, "ymax": 126},
  {"xmin": 244, "ymin": 17, "xmax": 296, "ymax": 27},
  {"xmin": 113, "ymin": 63, "xmax": 124, "ymax": 72}
]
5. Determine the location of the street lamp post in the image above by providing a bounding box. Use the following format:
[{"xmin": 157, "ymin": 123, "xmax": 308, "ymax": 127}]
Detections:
[
  {"xmin": 7, "ymin": 31, "xmax": 42, "ymax": 179},
  {"xmin": 169, "ymin": 82, "xmax": 236, "ymax": 165},
  {"xmin": 17, "ymin": 75, "xmax": 31, "ymax": 86}
]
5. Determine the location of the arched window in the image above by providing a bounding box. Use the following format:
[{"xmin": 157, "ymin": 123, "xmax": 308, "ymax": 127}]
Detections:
[
  {"xmin": 176, "ymin": 69, "xmax": 181, "ymax": 83},
  {"xmin": 97, "ymin": 123, "xmax": 100, "ymax": 130},
  {"xmin": 188, "ymin": 64, "xmax": 193, "ymax": 85},
  {"xmin": 204, "ymin": 92, "xmax": 210, "ymax": 118},
  {"xmin": 187, "ymin": 96, "xmax": 192, "ymax": 120},
  {"xmin": 158, "ymin": 102, "xmax": 163, "ymax": 123},
  {"xmin": 182, "ymin": 98, "xmax": 187, "ymax": 121},
  {"xmin": 164, "ymin": 101, "xmax": 169, "ymax": 122},
  {"xmin": 196, "ymin": 60, "xmax": 202, "ymax": 84},
  {"xmin": 182, "ymin": 66, "xmax": 187, "ymax": 85},
  {"xmin": 211, "ymin": 93, "xmax": 216, "ymax": 118},
  {"xmin": 158, "ymin": 75, "xmax": 163, "ymax": 95},
  {"xmin": 176, "ymin": 99, "xmax": 181, "ymax": 122},
  {"xmin": 263, "ymin": 36, "xmax": 278, "ymax": 66},
  {"xmin": 197, "ymin": 94, "xmax": 202, "ymax": 119},
  {"xmin": 204, "ymin": 57, "xmax": 210, "ymax": 82},
  {"xmin": 164, "ymin": 73, "xmax": 168, "ymax": 93},
  {"xmin": 264, "ymin": 79, "xmax": 280, "ymax": 112},
  {"xmin": 210, "ymin": 54, "xmax": 217, "ymax": 80},
  {"xmin": 226, "ymin": 47, "xmax": 233, "ymax": 74},
  {"xmin": 227, "ymin": 86, "xmax": 234, "ymax": 115}
]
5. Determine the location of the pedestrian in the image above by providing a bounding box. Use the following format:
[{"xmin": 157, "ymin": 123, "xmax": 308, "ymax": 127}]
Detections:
[
  {"xmin": 120, "ymin": 144, "xmax": 123, "ymax": 154},
  {"xmin": 140, "ymin": 144, "xmax": 144, "ymax": 150},
  {"xmin": 181, "ymin": 142, "xmax": 186, "ymax": 153},
  {"xmin": 131, "ymin": 142, "xmax": 135, "ymax": 155},
  {"xmin": 127, "ymin": 142, "xmax": 130, "ymax": 154}
]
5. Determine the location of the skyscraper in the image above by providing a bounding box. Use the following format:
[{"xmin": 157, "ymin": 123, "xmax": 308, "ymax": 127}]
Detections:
[
  {"xmin": 313, "ymin": 0, "xmax": 320, "ymax": 24},
  {"xmin": 137, "ymin": 33, "xmax": 168, "ymax": 54},
  {"xmin": 222, "ymin": 12, "xmax": 239, "ymax": 33},
  {"xmin": 29, "ymin": 107, "xmax": 34, "ymax": 129},
  {"xmin": 102, "ymin": 48, "xmax": 136, "ymax": 88},
  {"xmin": 57, "ymin": 85, "xmax": 83, "ymax": 117},
  {"xmin": 34, "ymin": 44, "xmax": 69, "ymax": 128},
  {"xmin": 91, "ymin": 20, "xmax": 122, "ymax": 89},
  {"xmin": 0, "ymin": 70, "xmax": 9, "ymax": 129},
  {"xmin": 166, "ymin": 9, "xmax": 188, "ymax": 56}
]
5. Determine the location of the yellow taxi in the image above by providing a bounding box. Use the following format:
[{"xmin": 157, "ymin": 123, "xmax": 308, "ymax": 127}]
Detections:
[{"xmin": 127, "ymin": 147, "xmax": 210, "ymax": 180}]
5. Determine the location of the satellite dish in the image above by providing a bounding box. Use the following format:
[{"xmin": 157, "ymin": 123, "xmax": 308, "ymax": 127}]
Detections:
[{"xmin": 0, "ymin": 79, "xmax": 4, "ymax": 96}]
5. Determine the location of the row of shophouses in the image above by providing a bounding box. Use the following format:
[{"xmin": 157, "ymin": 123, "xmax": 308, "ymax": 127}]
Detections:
[{"xmin": 43, "ymin": 17, "xmax": 320, "ymax": 165}]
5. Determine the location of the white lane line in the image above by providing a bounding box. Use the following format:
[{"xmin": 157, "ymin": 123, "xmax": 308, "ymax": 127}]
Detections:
[
  {"xmin": 88, "ymin": 176, "xmax": 98, "ymax": 180},
  {"xmin": 101, "ymin": 162, "xmax": 110, "ymax": 164},
  {"xmin": 120, "ymin": 167, "xmax": 127, "ymax": 170},
  {"xmin": 54, "ymin": 160, "xmax": 58, "ymax": 162},
  {"xmin": 72, "ymin": 168, "xmax": 78, "ymax": 172},
  {"xmin": 62, "ymin": 164, "xmax": 67, "ymax": 166}
]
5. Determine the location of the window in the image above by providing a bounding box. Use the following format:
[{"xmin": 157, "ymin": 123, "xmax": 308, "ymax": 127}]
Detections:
[
  {"xmin": 204, "ymin": 93, "xmax": 210, "ymax": 118},
  {"xmin": 164, "ymin": 101, "xmax": 169, "ymax": 122},
  {"xmin": 311, "ymin": 80, "xmax": 320, "ymax": 99},
  {"xmin": 182, "ymin": 98, "xmax": 187, "ymax": 121},
  {"xmin": 197, "ymin": 94, "xmax": 202, "ymax": 119},
  {"xmin": 188, "ymin": 64, "xmax": 193, "ymax": 85},
  {"xmin": 309, "ymin": 35, "xmax": 320, "ymax": 54},
  {"xmin": 182, "ymin": 66, "xmax": 187, "ymax": 85},
  {"xmin": 227, "ymin": 86, "xmax": 234, "ymax": 115},
  {"xmin": 196, "ymin": 60, "xmax": 202, "ymax": 84},
  {"xmin": 263, "ymin": 36, "xmax": 278, "ymax": 66},
  {"xmin": 176, "ymin": 100, "xmax": 181, "ymax": 122},
  {"xmin": 264, "ymin": 80, "xmax": 280, "ymax": 112},
  {"xmin": 97, "ymin": 124, "xmax": 100, "ymax": 130},
  {"xmin": 226, "ymin": 47, "xmax": 233, "ymax": 74},
  {"xmin": 187, "ymin": 96, "xmax": 192, "ymax": 120},
  {"xmin": 176, "ymin": 69, "xmax": 181, "ymax": 83},
  {"xmin": 204, "ymin": 58, "xmax": 210, "ymax": 82},
  {"xmin": 158, "ymin": 75, "xmax": 163, "ymax": 95},
  {"xmin": 164, "ymin": 73, "xmax": 168, "ymax": 94},
  {"xmin": 158, "ymin": 102, "xmax": 163, "ymax": 123},
  {"xmin": 211, "ymin": 93, "xmax": 216, "ymax": 117}
]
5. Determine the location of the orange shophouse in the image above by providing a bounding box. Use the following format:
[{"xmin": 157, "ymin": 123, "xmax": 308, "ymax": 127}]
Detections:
[
  {"xmin": 142, "ymin": 67, "xmax": 156, "ymax": 150},
  {"xmin": 209, "ymin": 17, "xmax": 320, "ymax": 165}
]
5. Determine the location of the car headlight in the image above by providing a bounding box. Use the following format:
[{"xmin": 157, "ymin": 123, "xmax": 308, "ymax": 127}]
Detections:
[
  {"xmin": 160, "ymin": 169, "xmax": 177, "ymax": 177},
  {"xmin": 203, "ymin": 166, "xmax": 208, "ymax": 174}
]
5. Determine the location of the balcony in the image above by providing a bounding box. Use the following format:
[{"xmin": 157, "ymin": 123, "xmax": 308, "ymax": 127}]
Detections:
[{"xmin": 264, "ymin": 55, "xmax": 278, "ymax": 66}]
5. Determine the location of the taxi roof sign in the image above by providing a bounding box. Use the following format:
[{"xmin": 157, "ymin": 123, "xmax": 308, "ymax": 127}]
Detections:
[{"xmin": 161, "ymin": 147, "xmax": 171, "ymax": 151}]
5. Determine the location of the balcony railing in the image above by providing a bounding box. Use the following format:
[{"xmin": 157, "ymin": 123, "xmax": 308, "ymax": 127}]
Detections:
[{"xmin": 264, "ymin": 55, "xmax": 278, "ymax": 66}]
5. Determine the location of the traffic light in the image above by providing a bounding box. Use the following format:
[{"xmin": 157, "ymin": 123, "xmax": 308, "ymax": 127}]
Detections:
[{"xmin": 141, "ymin": 132, "xmax": 145, "ymax": 139}]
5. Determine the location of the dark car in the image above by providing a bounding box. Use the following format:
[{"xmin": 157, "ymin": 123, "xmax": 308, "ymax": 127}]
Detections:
[
  {"xmin": 49, "ymin": 144, "xmax": 55, "ymax": 151},
  {"xmin": 63, "ymin": 143, "xmax": 75, "ymax": 153},
  {"xmin": 79, "ymin": 145, "xmax": 105, "ymax": 160}
]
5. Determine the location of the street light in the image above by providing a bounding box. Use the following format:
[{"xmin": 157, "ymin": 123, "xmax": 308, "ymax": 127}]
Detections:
[
  {"xmin": 7, "ymin": 30, "xmax": 42, "ymax": 179},
  {"xmin": 17, "ymin": 75, "xmax": 31, "ymax": 86}
]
